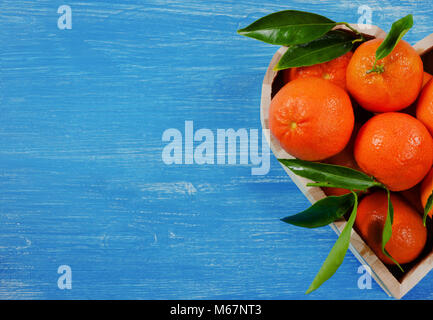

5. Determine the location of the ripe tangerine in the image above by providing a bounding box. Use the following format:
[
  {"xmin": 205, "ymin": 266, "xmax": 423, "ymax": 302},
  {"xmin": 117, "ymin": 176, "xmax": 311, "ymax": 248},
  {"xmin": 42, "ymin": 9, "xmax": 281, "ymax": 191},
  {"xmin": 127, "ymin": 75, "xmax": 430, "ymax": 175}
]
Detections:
[
  {"xmin": 269, "ymin": 77, "xmax": 354, "ymax": 161},
  {"xmin": 355, "ymin": 191, "xmax": 427, "ymax": 265},
  {"xmin": 354, "ymin": 112, "xmax": 433, "ymax": 191},
  {"xmin": 346, "ymin": 39, "xmax": 423, "ymax": 113}
]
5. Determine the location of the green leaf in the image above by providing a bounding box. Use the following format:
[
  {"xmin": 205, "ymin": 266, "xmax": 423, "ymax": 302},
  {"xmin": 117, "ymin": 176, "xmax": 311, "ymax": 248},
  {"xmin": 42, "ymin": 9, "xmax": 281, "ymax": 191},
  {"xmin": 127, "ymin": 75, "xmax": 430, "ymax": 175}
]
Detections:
[
  {"xmin": 278, "ymin": 159, "xmax": 381, "ymax": 191},
  {"xmin": 382, "ymin": 189, "xmax": 403, "ymax": 272},
  {"xmin": 275, "ymin": 30, "xmax": 354, "ymax": 70},
  {"xmin": 423, "ymin": 191, "xmax": 433, "ymax": 226},
  {"xmin": 375, "ymin": 14, "xmax": 413, "ymax": 60},
  {"xmin": 281, "ymin": 193, "xmax": 355, "ymax": 228},
  {"xmin": 306, "ymin": 191, "xmax": 358, "ymax": 294},
  {"xmin": 237, "ymin": 10, "xmax": 336, "ymax": 45}
]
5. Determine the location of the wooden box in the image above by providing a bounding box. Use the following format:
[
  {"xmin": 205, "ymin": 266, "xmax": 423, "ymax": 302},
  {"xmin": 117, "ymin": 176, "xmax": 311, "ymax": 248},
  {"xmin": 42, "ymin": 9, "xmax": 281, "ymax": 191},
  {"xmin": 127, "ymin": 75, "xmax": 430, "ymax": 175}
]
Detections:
[{"xmin": 260, "ymin": 24, "xmax": 433, "ymax": 299}]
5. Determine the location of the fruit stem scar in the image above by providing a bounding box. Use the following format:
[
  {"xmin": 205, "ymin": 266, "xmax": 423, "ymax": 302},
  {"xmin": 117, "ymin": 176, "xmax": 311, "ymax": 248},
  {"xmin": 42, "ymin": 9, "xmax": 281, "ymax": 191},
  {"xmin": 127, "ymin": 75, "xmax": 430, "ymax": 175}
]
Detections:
[
  {"xmin": 290, "ymin": 122, "xmax": 297, "ymax": 130},
  {"xmin": 366, "ymin": 60, "xmax": 385, "ymax": 74}
]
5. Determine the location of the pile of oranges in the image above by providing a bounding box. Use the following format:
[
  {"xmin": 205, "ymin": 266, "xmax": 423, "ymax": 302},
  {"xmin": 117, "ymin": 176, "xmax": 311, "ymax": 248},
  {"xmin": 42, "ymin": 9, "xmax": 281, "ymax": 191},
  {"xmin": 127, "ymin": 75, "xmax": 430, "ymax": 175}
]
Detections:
[{"xmin": 270, "ymin": 38, "xmax": 433, "ymax": 266}]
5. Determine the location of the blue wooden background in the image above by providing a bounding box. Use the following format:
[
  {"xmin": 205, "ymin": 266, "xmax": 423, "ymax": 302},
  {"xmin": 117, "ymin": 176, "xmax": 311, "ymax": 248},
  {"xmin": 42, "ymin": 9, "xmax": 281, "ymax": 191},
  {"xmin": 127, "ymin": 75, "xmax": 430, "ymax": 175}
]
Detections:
[{"xmin": 2, "ymin": 0, "xmax": 433, "ymax": 300}]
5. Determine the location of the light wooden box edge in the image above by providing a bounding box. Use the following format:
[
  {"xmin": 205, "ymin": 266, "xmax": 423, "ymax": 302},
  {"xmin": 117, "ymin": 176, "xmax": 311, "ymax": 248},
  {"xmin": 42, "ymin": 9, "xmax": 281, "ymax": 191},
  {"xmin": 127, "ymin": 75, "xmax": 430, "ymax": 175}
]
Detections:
[{"xmin": 260, "ymin": 25, "xmax": 433, "ymax": 299}]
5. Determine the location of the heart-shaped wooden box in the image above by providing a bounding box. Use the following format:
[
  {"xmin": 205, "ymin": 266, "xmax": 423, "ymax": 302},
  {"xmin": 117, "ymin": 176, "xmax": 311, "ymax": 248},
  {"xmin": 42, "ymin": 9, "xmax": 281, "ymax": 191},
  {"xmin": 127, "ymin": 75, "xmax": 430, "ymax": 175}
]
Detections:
[{"xmin": 260, "ymin": 24, "xmax": 433, "ymax": 299}]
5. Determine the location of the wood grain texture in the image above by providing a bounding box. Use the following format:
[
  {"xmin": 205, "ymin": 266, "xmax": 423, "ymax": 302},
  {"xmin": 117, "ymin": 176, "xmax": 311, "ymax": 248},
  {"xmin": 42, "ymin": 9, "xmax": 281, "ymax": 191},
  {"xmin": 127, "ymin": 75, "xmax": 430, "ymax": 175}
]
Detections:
[{"xmin": 1, "ymin": 0, "xmax": 433, "ymax": 300}]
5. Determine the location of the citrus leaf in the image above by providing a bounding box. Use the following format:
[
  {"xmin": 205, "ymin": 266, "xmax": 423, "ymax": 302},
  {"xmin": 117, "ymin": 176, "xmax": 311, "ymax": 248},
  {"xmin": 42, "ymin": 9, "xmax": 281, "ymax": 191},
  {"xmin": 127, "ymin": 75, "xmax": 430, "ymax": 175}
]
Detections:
[
  {"xmin": 375, "ymin": 14, "xmax": 413, "ymax": 60},
  {"xmin": 278, "ymin": 159, "xmax": 381, "ymax": 191},
  {"xmin": 237, "ymin": 10, "xmax": 336, "ymax": 45},
  {"xmin": 382, "ymin": 189, "xmax": 403, "ymax": 272},
  {"xmin": 306, "ymin": 191, "xmax": 358, "ymax": 294},
  {"xmin": 275, "ymin": 30, "xmax": 354, "ymax": 70},
  {"xmin": 423, "ymin": 191, "xmax": 433, "ymax": 226},
  {"xmin": 281, "ymin": 193, "xmax": 355, "ymax": 228}
]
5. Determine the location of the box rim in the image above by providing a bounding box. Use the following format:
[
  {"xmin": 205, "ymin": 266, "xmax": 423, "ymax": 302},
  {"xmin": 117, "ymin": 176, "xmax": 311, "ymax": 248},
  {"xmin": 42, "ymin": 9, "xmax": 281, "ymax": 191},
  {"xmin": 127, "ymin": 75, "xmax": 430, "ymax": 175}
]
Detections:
[{"xmin": 260, "ymin": 24, "xmax": 433, "ymax": 299}]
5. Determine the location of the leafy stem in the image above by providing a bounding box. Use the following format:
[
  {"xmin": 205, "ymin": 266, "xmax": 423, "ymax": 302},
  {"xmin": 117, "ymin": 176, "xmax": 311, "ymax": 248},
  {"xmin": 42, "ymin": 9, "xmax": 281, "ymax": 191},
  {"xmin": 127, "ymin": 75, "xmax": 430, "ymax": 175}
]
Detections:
[
  {"xmin": 381, "ymin": 188, "xmax": 404, "ymax": 272},
  {"xmin": 279, "ymin": 159, "xmax": 404, "ymax": 292},
  {"xmin": 305, "ymin": 191, "xmax": 359, "ymax": 294},
  {"xmin": 366, "ymin": 14, "xmax": 414, "ymax": 74},
  {"xmin": 423, "ymin": 191, "xmax": 433, "ymax": 226},
  {"xmin": 237, "ymin": 10, "xmax": 368, "ymax": 69},
  {"xmin": 336, "ymin": 22, "xmax": 365, "ymax": 42},
  {"xmin": 274, "ymin": 30, "xmax": 355, "ymax": 70},
  {"xmin": 281, "ymin": 192, "xmax": 356, "ymax": 228}
]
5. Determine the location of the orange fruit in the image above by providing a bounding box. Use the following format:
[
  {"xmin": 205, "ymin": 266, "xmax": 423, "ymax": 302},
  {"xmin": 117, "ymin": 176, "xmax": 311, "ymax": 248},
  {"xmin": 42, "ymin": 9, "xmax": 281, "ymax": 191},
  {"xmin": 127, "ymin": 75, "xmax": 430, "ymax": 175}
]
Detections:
[
  {"xmin": 399, "ymin": 185, "xmax": 424, "ymax": 214},
  {"xmin": 420, "ymin": 167, "xmax": 433, "ymax": 218},
  {"xmin": 416, "ymin": 77, "xmax": 433, "ymax": 136},
  {"xmin": 354, "ymin": 112, "xmax": 433, "ymax": 191},
  {"xmin": 283, "ymin": 51, "xmax": 353, "ymax": 90},
  {"xmin": 269, "ymin": 77, "xmax": 354, "ymax": 161},
  {"xmin": 346, "ymin": 39, "xmax": 423, "ymax": 113},
  {"xmin": 355, "ymin": 191, "xmax": 427, "ymax": 265},
  {"xmin": 422, "ymin": 72, "xmax": 433, "ymax": 88}
]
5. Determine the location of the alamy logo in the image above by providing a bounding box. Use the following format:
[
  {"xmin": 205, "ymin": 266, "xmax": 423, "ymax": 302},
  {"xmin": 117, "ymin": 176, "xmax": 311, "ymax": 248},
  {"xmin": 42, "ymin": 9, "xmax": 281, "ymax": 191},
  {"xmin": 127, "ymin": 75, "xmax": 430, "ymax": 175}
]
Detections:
[
  {"xmin": 357, "ymin": 265, "xmax": 372, "ymax": 289},
  {"xmin": 357, "ymin": 5, "xmax": 373, "ymax": 30},
  {"xmin": 57, "ymin": 5, "xmax": 72, "ymax": 30},
  {"xmin": 57, "ymin": 265, "xmax": 72, "ymax": 290},
  {"xmin": 161, "ymin": 121, "xmax": 271, "ymax": 175}
]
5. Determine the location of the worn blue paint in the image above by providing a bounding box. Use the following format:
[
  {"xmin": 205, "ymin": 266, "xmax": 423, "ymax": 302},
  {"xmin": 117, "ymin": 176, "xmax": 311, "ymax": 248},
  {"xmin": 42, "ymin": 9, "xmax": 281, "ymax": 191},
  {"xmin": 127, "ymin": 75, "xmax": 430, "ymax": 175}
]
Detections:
[{"xmin": 1, "ymin": 0, "xmax": 433, "ymax": 300}]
